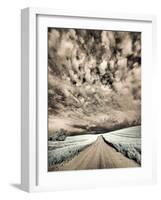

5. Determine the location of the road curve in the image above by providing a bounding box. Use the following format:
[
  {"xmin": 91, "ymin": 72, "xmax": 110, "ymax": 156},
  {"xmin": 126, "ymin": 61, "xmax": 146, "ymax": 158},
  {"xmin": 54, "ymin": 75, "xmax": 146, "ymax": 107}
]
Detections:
[{"xmin": 50, "ymin": 136, "xmax": 140, "ymax": 171}]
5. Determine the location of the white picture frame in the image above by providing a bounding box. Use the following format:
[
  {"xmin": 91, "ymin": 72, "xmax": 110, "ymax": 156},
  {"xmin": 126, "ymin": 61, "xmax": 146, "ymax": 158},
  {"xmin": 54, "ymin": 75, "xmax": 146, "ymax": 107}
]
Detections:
[{"xmin": 21, "ymin": 7, "xmax": 157, "ymax": 192}]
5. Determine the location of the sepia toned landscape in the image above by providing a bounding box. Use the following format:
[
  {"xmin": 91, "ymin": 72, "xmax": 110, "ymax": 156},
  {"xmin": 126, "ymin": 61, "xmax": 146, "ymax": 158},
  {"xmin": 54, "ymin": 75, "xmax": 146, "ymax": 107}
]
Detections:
[{"xmin": 48, "ymin": 28, "xmax": 141, "ymax": 171}]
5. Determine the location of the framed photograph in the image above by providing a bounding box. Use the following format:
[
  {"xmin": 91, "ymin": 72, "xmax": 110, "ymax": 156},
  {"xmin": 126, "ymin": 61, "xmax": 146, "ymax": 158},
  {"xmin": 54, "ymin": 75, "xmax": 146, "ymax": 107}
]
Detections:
[{"xmin": 21, "ymin": 7, "xmax": 156, "ymax": 192}]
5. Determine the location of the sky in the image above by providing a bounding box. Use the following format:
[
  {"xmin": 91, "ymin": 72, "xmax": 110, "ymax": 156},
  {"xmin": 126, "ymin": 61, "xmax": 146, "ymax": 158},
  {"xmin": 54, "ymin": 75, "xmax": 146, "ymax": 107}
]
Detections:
[{"xmin": 48, "ymin": 28, "xmax": 141, "ymax": 135}]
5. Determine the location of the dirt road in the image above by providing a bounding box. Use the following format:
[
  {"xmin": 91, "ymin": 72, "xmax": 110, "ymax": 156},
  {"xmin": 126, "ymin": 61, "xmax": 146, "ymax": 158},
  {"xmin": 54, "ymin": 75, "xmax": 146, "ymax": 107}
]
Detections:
[{"xmin": 50, "ymin": 136, "xmax": 139, "ymax": 171}]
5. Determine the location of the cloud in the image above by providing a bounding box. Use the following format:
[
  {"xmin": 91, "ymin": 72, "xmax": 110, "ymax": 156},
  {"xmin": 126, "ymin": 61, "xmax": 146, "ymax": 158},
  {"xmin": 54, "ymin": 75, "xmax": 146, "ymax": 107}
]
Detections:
[{"xmin": 48, "ymin": 28, "xmax": 141, "ymax": 131}]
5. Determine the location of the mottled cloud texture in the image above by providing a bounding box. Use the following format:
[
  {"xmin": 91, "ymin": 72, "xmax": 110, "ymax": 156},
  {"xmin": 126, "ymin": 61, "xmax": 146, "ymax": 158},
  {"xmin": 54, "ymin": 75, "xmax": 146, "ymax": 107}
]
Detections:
[{"xmin": 48, "ymin": 28, "xmax": 141, "ymax": 135}]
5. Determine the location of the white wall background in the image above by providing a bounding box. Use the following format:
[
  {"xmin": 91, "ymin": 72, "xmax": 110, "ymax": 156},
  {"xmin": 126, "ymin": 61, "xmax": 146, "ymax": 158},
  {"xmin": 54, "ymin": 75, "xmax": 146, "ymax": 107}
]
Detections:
[{"xmin": 0, "ymin": 0, "xmax": 160, "ymax": 199}]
